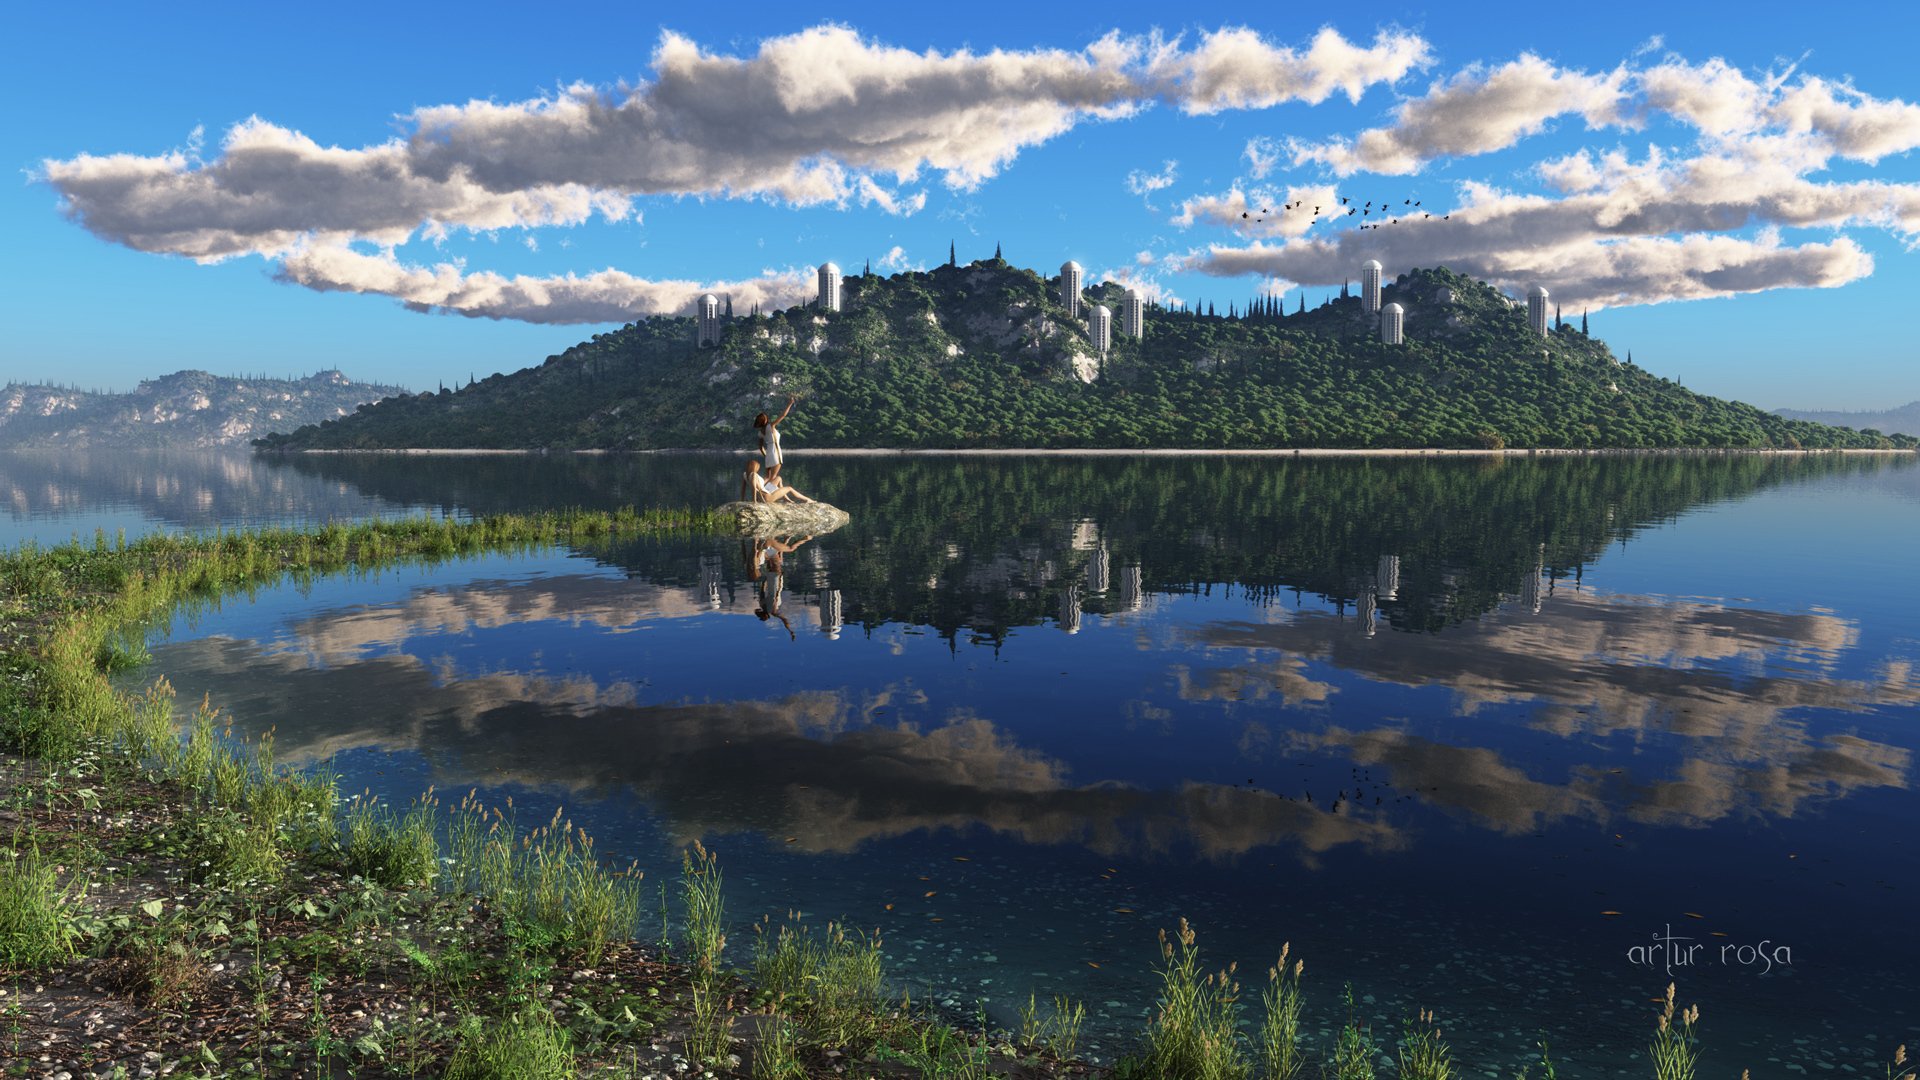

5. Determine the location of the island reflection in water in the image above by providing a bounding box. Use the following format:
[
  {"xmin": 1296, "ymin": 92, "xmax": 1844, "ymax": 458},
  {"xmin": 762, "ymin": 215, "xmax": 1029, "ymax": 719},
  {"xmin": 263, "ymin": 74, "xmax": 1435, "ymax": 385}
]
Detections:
[{"xmin": 117, "ymin": 451, "xmax": 1920, "ymax": 1072}]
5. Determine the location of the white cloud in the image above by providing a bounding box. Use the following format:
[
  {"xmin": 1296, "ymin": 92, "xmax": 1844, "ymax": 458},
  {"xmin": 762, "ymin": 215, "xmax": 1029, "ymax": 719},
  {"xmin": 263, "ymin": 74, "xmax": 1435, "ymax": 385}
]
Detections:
[
  {"xmin": 877, "ymin": 245, "xmax": 911, "ymax": 271},
  {"xmin": 275, "ymin": 243, "xmax": 816, "ymax": 324},
  {"xmin": 1187, "ymin": 48, "xmax": 1920, "ymax": 310},
  {"xmin": 1243, "ymin": 136, "xmax": 1283, "ymax": 178},
  {"xmin": 41, "ymin": 22, "xmax": 1431, "ymax": 324},
  {"xmin": 1179, "ymin": 143, "xmax": 1916, "ymax": 307},
  {"xmin": 41, "ymin": 118, "xmax": 625, "ymax": 261},
  {"xmin": 1149, "ymin": 26, "xmax": 1432, "ymax": 114},
  {"xmin": 1093, "ymin": 264, "xmax": 1179, "ymax": 307},
  {"xmin": 1290, "ymin": 54, "xmax": 1630, "ymax": 176},
  {"xmin": 1125, "ymin": 159, "xmax": 1179, "ymax": 207},
  {"xmin": 1173, "ymin": 183, "xmax": 1343, "ymax": 239}
]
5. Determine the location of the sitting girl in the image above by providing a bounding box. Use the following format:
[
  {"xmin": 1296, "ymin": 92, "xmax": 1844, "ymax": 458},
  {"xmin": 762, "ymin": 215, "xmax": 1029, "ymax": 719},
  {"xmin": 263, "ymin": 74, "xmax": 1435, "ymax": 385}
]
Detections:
[{"xmin": 741, "ymin": 459, "xmax": 816, "ymax": 504}]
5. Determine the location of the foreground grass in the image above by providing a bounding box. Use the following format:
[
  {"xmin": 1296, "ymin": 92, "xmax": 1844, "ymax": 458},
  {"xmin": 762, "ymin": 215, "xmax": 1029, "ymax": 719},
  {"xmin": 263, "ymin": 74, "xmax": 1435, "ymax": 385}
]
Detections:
[{"xmin": 1, "ymin": 515, "xmax": 1909, "ymax": 1077}]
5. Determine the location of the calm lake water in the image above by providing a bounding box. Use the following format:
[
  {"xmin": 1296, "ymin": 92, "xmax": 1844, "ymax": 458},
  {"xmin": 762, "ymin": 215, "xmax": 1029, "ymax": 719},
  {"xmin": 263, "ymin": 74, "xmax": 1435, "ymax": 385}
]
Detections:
[{"xmin": 6, "ymin": 449, "xmax": 1918, "ymax": 1075}]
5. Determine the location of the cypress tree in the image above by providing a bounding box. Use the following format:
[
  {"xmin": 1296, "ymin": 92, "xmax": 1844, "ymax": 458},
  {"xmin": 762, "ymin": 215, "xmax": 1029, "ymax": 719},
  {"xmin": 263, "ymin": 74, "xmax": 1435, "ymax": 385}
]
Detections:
[
  {"xmin": 1581, "ymin": 308, "xmax": 1589, "ymax": 335},
  {"xmin": 724, "ymin": 296, "xmax": 733, "ymax": 319},
  {"xmin": 1298, "ymin": 294, "xmax": 1306, "ymax": 315}
]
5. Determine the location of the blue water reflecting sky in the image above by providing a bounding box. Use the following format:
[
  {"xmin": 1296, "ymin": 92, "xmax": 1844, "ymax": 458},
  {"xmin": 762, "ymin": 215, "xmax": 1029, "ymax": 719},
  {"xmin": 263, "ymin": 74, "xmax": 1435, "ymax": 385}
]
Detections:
[{"xmin": 26, "ymin": 450, "xmax": 1918, "ymax": 1074}]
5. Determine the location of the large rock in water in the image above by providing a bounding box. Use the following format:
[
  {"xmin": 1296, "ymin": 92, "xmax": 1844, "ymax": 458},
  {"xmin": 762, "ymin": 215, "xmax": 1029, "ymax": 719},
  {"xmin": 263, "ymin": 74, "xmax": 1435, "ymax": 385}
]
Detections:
[{"xmin": 719, "ymin": 501, "xmax": 851, "ymax": 537}]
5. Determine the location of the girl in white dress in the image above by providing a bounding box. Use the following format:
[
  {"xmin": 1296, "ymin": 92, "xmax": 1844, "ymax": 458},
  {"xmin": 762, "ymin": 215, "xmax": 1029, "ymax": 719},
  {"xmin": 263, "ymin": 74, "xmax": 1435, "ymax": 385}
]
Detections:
[{"xmin": 753, "ymin": 395, "xmax": 798, "ymax": 482}]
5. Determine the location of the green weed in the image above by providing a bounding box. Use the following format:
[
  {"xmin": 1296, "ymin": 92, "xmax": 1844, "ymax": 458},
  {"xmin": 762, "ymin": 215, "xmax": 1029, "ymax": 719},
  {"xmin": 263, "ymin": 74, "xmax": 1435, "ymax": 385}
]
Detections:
[
  {"xmin": 1398, "ymin": 1008, "xmax": 1454, "ymax": 1080},
  {"xmin": 1127, "ymin": 918, "xmax": 1249, "ymax": 1080},
  {"xmin": 443, "ymin": 1005, "xmax": 576, "ymax": 1079},
  {"xmin": 0, "ymin": 841, "xmax": 82, "ymax": 969},
  {"xmin": 1255, "ymin": 944, "xmax": 1306, "ymax": 1080},
  {"xmin": 1648, "ymin": 983, "xmax": 1699, "ymax": 1080}
]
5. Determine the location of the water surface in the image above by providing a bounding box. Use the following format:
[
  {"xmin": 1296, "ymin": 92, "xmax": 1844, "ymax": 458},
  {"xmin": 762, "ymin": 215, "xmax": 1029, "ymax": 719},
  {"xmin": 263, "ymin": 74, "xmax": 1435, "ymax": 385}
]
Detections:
[{"xmin": 13, "ymin": 449, "xmax": 1916, "ymax": 1075}]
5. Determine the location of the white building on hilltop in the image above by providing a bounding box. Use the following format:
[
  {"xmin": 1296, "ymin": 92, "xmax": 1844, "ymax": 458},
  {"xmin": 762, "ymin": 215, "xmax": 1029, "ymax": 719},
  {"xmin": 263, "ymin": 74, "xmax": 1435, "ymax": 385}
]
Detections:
[
  {"xmin": 1122, "ymin": 289, "xmax": 1145, "ymax": 338},
  {"xmin": 1091, "ymin": 305, "xmax": 1113, "ymax": 354},
  {"xmin": 1060, "ymin": 261, "xmax": 1084, "ymax": 318},
  {"xmin": 697, "ymin": 294, "xmax": 721, "ymax": 347},
  {"xmin": 1380, "ymin": 302, "xmax": 1404, "ymax": 345},
  {"xmin": 817, "ymin": 262, "xmax": 842, "ymax": 312},
  {"xmin": 1361, "ymin": 260, "xmax": 1384, "ymax": 317},
  {"xmin": 1527, "ymin": 285, "xmax": 1550, "ymax": 337}
]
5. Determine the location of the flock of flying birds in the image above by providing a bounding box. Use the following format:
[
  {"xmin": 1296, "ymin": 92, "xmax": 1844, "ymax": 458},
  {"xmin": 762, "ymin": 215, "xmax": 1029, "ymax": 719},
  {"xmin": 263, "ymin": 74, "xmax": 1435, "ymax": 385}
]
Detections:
[{"xmin": 1243, "ymin": 195, "xmax": 1452, "ymax": 231}]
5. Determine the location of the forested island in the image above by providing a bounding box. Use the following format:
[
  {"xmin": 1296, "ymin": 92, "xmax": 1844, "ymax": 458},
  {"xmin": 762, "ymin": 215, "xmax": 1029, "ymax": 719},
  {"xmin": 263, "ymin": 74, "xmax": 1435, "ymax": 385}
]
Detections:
[{"xmin": 255, "ymin": 262, "xmax": 1914, "ymax": 451}]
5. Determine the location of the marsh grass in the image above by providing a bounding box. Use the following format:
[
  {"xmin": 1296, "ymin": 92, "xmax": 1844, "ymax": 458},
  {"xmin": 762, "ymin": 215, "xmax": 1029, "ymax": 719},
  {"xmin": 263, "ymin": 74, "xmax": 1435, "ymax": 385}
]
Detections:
[
  {"xmin": 1125, "ymin": 918, "xmax": 1249, "ymax": 1080},
  {"xmin": 752, "ymin": 915, "xmax": 889, "ymax": 1052},
  {"xmin": 0, "ymin": 840, "xmax": 82, "ymax": 969},
  {"xmin": 1018, "ymin": 991, "xmax": 1087, "ymax": 1058},
  {"xmin": 99, "ymin": 916, "xmax": 211, "ymax": 1009},
  {"xmin": 1256, "ymin": 944, "xmax": 1306, "ymax": 1080},
  {"xmin": 1398, "ymin": 1008, "xmax": 1454, "ymax": 1080},
  {"xmin": 443, "ymin": 1004, "xmax": 576, "ymax": 1079},
  {"xmin": 344, "ymin": 793, "xmax": 441, "ymax": 889},
  {"xmin": 443, "ymin": 794, "xmax": 643, "ymax": 964},
  {"xmin": 750, "ymin": 1012, "xmax": 806, "ymax": 1080},
  {"xmin": 1327, "ymin": 984, "xmax": 1377, "ymax": 1080},
  {"xmin": 1648, "ymin": 983, "xmax": 1700, "ymax": 1080},
  {"xmin": 681, "ymin": 840, "xmax": 726, "ymax": 978},
  {"xmin": 1510, "ymin": 1039, "xmax": 1561, "ymax": 1080},
  {"xmin": 687, "ymin": 978, "xmax": 735, "ymax": 1066}
]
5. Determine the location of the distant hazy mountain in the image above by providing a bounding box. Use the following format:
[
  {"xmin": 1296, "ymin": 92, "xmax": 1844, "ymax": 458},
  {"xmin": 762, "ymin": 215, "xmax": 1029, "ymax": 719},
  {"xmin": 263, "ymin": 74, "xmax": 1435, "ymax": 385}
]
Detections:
[
  {"xmin": 0, "ymin": 370, "xmax": 408, "ymax": 449},
  {"xmin": 1773, "ymin": 402, "xmax": 1920, "ymax": 438}
]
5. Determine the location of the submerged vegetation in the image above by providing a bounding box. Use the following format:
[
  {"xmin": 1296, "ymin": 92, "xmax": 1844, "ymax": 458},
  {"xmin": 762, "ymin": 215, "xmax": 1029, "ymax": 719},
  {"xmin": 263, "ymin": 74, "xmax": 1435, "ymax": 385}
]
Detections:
[
  {"xmin": 0, "ymin": 515, "xmax": 1907, "ymax": 1075},
  {"xmin": 255, "ymin": 262, "xmax": 1918, "ymax": 452}
]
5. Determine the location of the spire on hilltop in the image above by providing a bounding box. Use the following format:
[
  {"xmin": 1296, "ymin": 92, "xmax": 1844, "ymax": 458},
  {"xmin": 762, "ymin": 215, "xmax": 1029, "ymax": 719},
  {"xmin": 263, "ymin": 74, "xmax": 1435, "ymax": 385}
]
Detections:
[{"xmin": 949, "ymin": 240, "xmax": 956, "ymax": 267}]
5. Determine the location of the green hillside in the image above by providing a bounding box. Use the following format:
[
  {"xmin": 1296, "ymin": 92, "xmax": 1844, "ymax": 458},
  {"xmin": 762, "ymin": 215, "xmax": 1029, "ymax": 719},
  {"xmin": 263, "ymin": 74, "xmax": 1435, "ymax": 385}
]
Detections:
[{"xmin": 254, "ymin": 262, "xmax": 1913, "ymax": 451}]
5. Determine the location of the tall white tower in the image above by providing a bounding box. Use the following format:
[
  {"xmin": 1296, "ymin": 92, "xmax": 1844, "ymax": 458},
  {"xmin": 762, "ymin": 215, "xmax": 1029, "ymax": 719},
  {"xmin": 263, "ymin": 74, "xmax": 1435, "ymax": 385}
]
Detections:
[
  {"xmin": 1091, "ymin": 304, "xmax": 1113, "ymax": 355},
  {"xmin": 817, "ymin": 262, "xmax": 842, "ymax": 312},
  {"xmin": 1122, "ymin": 289, "xmax": 1145, "ymax": 339},
  {"xmin": 1060, "ymin": 261, "xmax": 1084, "ymax": 318},
  {"xmin": 1527, "ymin": 285, "xmax": 1550, "ymax": 337},
  {"xmin": 1361, "ymin": 260, "xmax": 1383, "ymax": 317},
  {"xmin": 1380, "ymin": 302, "xmax": 1404, "ymax": 345},
  {"xmin": 697, "ymin": 294, "xmax": 721, "ymax": 347}
]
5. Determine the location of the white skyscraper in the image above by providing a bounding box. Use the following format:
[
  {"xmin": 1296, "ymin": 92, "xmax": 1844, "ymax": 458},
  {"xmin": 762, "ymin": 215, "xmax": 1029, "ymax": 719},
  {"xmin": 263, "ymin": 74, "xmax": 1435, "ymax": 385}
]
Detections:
[
  {"xmin": 1060, "ymin": 261, "xmax": 1084, "ymax": 318},
  {"xmin": 1122, "ymin": 288, "xmax": 1146, "ymax": 338},
  {"xmin": 817, "ymin": 262, "xmax": 842, "ymax": 312},
  {"xmin": 697, "ymin": 294, "xmax": 721, "ymax": 347},
  {"xmin": 1091, "ymin": 304, "xmax": 1113, "ymax": 354},
  {"xmin": 1380, "ymin": 302, "xmax": 1404, "ymax": 345},
  {"xmin": 1361, "ymin": 260, "xmax": 1384, "ymax": 316},
  {"xmin": 1527, "ymin": 285, "xmax": 1550, "ymax": 337}
]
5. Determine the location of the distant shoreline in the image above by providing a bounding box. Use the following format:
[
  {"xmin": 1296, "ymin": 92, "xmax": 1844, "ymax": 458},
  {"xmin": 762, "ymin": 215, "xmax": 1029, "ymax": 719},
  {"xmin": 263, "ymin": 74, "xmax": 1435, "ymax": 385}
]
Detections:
[{"xmin": 276, "ymin": 446, "xmax": 1917, "ymax": 457}]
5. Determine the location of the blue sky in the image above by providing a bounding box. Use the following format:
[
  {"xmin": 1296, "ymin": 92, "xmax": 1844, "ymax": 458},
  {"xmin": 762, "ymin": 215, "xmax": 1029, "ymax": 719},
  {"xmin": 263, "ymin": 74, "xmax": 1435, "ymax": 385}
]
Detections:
[{"xmin": 5, "ymin": 0, "xmax": 1917, "ymax": 410}]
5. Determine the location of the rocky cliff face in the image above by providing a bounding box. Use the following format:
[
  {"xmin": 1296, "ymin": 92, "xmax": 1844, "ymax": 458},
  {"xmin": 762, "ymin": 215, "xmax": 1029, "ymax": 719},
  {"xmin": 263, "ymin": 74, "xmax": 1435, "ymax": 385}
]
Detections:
[{"xmin": 0, "ymin": 370, "xmax": 408, "ymax": 449}]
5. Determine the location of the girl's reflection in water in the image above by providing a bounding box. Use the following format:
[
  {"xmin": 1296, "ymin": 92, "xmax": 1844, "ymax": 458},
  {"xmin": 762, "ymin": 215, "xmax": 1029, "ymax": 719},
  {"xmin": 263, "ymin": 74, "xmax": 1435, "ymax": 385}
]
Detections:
[{"xmin": 744, "ymin": 534, "xmax": 811, "ymax": 640}]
